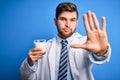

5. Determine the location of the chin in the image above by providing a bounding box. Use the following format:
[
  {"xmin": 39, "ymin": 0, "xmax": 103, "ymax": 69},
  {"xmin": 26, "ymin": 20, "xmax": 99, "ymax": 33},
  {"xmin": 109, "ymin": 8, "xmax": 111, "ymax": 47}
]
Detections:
[
  {"xmin": 58, "ymin": 30, "xmax": 74, "ymax": 39},
  {"xmin": 63, "ymin": 32, "xmax": 73, "ymax": 38}
]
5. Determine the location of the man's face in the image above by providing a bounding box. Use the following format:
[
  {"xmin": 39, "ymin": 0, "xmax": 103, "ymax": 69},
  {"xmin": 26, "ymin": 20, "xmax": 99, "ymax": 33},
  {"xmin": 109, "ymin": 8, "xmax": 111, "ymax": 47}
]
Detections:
[{"xmin": 54, "ymin": 11, "xmax": 78, "ymax": 39}]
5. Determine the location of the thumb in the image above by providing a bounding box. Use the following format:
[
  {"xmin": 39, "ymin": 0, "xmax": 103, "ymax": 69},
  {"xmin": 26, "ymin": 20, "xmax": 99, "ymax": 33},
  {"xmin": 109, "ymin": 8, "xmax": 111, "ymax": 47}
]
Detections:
[{"xmin": 70, "ymin": 44, "xmax": 86, "ymax": 49}]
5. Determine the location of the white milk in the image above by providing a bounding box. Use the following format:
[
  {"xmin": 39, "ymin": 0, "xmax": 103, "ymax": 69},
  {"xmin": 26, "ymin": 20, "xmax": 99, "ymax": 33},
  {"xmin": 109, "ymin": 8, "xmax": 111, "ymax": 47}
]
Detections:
[{"xmin": 34, "ymin": 40, "xmax": 46, "ymax": 52}]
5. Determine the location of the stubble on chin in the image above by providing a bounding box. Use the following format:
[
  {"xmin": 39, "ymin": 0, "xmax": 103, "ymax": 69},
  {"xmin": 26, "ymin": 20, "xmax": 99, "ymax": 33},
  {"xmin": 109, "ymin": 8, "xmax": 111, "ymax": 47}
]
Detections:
[{"xmin": 58, "ymin": 29, "xmax": 74, "ymax": 39}]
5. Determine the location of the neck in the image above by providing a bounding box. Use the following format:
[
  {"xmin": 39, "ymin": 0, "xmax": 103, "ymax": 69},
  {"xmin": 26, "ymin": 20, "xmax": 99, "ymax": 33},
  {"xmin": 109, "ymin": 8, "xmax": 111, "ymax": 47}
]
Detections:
[{"xmin": 57, "ymin": 33, "xmax": 68, "ymax": 39}]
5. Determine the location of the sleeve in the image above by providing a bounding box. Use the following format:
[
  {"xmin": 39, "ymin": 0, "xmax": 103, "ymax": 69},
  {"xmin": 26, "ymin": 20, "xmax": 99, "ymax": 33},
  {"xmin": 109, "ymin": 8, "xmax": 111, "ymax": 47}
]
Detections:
[
  {"xmin": 88, "ymin": 43, "xmax": 112, "ymax": 64},
  {"xmin": 20, "ymin": 58, "xmax": 39, "ymax": 80}
]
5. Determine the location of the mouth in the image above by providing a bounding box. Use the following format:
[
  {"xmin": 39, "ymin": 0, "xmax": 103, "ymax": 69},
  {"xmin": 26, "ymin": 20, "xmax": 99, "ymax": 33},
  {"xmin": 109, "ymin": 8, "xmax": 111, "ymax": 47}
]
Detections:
[{"xmin": 63, "ymin": 28, "xmax": 71, "ymax": 32}]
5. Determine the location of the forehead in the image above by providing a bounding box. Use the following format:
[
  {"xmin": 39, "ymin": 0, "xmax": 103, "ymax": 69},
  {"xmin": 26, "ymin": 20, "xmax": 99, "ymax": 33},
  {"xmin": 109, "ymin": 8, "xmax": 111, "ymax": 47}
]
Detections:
[{"xmin": 58, "ymin": 11, "xmax": 77, "ymax": 19}]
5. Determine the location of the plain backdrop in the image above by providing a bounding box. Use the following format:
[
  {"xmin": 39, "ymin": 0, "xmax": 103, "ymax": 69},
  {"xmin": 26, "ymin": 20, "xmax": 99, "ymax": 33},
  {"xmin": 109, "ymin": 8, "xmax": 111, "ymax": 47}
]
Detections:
[{"xmin": 0, "ymin": 0, "xmax": 120, "ymax": 80}]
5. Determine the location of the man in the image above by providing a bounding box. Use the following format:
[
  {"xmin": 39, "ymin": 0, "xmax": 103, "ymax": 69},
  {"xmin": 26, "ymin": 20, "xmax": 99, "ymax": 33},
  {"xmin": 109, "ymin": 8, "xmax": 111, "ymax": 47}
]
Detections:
[{"xmin": 20, "ymin": 2, "xmax": 111, "ymax": 80}]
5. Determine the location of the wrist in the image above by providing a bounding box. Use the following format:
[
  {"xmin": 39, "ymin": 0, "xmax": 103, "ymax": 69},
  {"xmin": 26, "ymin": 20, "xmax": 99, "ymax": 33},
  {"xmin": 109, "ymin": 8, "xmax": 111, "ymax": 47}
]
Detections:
[
  {"xmin": 27, "ymin": 58, "xmax": 34, "ymax": 66},
  {"xmin": 95, "ymin": 46, "xmax": 108, "ymax": 57}
]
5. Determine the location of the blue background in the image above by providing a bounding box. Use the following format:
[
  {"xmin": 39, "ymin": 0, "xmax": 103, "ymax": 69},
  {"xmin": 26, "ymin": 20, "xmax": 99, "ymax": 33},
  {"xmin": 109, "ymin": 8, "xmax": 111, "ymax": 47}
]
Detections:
[{"xmin": 0, "ymin": 0, "xmax": 119, "ymax": 80}]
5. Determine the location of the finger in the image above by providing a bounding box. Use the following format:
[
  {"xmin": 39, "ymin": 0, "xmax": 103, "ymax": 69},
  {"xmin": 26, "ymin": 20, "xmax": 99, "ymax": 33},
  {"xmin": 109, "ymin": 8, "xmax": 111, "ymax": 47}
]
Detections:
[
  {"xmin": 27, "ymin": 54, "xmax": 43, "ymax": 66},
  {"xmin": 27, "ymin": 54, "xmax": 43, "ymax": 65},
  {"xmin": 31, "ymin": 48, "xmax": 42, "ymax": 51},
  {"xmin": 31, "ymin": 51, "xmax": 45, "ymax": 55},
  {"xmin": 92, "ymin": 12, "xmax": 100, "ymax": 30},
  {"xmin": 70, "ymin": 44, "xmax": 86, "ymax": 49},
  {"xmin": 30, "ymin": 48, "xmax": 43, "ymax": 53},
  {"xmin": 29, "ymin": 50, "xmax": 44, "ymax": 55},
  {"xmin": 83, "ymin": 14, "xmax": 90, "ymax": 32},
  {"xmin": 102, "ymin": 16, "xmax": 106, "ymax": 31},
  {"xmin": 87, "ymin": 11, "xmax": 94, "ymax": 30},
  {"xmin": 31, "ymin": 56, "xmax": 43, "ymax": 63},
  {"xmin": 30, "ymin": 51, "xmax": 45, "ymax": 55},
  {"xmin": 32, "ymin": 55, "xmax": 43, "ymax": 60}
]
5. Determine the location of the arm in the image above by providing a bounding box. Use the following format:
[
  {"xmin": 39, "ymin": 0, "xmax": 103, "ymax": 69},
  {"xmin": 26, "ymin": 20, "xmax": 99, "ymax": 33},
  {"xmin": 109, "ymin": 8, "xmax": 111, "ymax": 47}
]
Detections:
[
  {"xmin": 89, "ymin": 43, "xmax": 111, "ymax": 64},
  {"xmin": 20, "ymin": 58, "xmax": 39, "ymax": 80},
  {"xmin": 20, "ymin": 48, "xmax": 44, "ymax": 80}
]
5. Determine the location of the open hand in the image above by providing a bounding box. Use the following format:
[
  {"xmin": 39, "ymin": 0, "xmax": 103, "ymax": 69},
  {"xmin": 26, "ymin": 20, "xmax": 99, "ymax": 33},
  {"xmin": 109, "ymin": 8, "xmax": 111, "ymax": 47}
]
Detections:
[{"xmin": 71, "ymin": 11, "xmax": 108, "ymax": 56}]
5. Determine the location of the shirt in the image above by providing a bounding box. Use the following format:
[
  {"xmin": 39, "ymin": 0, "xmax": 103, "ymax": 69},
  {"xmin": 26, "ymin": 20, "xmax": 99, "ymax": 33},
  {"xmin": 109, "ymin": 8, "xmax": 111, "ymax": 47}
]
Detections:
[{"xmin": 55, "ymin": 33, "xmax": 76, "ymax": 80}]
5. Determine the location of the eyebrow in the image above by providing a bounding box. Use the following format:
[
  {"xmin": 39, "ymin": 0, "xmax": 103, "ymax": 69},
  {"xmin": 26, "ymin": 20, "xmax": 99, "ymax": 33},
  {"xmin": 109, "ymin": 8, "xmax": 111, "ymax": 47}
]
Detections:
[
  {"xmin": 59, "ymin": 17, "xmax": 77, "ymax": 20},
  {"xmin": 71, "ymin": 17, "xmax": 77, "ymax": 20}
]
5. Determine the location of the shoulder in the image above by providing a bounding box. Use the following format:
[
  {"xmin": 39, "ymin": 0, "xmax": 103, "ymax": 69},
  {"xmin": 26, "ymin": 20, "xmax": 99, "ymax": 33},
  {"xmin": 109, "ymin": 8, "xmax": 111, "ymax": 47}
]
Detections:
[
  {"xmin": 47, "ymin": 37, "xmax": 56, "ymax": 44},
  {"xmin": 45, "ymin": 37, "xmax": 56, "ymax": 51},
  {"xmin": 46, "ymin": 37, "xmax": 56, "ymax": 47}
]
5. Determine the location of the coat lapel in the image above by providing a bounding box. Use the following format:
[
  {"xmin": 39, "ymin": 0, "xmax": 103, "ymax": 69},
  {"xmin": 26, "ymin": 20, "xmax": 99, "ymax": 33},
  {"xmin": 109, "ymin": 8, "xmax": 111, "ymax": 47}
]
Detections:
[
  {"xmin": 48, "ymin": 38, "xmax": 56, "ymax": 80},
  {"xmin": 69, "ymin": 32, "xmax": 83, "ymax": 79}
]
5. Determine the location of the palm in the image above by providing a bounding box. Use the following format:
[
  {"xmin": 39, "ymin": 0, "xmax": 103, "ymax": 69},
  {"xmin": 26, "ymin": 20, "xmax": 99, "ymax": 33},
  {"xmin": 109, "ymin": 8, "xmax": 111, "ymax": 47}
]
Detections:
[
  {"xmin": 84, "ymin": 28, "xmax": 108, "ymax": 53},
  {"xmin": 71, "ymin": 11, "xmax": 108, "ymax": 54}
]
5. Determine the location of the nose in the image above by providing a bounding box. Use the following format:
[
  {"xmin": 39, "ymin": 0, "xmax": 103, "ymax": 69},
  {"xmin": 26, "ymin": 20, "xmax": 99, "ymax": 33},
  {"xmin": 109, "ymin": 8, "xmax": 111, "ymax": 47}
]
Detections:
[{"xmin": 65, "ymin": 20, "xmax": 70, "ymax": 27}]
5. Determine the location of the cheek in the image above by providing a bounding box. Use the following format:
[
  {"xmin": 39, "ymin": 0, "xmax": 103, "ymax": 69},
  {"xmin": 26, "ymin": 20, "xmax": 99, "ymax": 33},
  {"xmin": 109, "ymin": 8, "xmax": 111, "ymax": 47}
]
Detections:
[
  {"xmin": 58, "ymin": 21, "xmax": 65, "ymax": 27},
  {"xmin": 57, "ymin": 22, "xmax": 64, "ymax": 28},
  {"xmin": 71, "ymin": 24, "xmax": 77, "ymax": 30}
]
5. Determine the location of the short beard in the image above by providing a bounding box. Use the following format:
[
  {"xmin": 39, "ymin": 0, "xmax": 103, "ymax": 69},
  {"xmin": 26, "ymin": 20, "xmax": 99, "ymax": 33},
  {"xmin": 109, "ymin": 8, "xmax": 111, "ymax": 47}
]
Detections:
[{"xmin": 57, "ymin": 26, "xmax": 76, "ymax": 39}]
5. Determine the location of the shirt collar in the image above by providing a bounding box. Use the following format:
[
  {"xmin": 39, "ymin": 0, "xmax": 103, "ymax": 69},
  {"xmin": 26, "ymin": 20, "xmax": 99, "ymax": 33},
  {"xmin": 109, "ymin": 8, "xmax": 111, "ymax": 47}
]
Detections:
[{"xmin": 56, "ymin": 32, "xmax": 76, "ymax": 45}]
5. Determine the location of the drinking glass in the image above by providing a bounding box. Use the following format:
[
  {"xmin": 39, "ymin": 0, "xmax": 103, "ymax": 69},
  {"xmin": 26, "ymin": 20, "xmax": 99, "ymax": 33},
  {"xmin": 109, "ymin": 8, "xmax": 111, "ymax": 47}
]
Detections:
[{"xmin": 34, "ymin": 39, "xmax": 46, "ymax": 52}]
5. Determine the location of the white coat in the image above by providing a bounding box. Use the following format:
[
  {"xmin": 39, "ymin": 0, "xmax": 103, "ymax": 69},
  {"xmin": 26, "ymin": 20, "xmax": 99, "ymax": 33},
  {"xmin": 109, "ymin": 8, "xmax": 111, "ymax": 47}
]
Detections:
[{"xmin": 20, "ymin": 33, "xmax": 111, "ymax": 80}]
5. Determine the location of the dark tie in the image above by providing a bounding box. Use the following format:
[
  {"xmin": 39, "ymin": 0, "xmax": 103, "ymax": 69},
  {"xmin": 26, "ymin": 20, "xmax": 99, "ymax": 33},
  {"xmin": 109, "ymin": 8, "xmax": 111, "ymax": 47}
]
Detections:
[{"xmin": 58, "ymin": 40, "xmax": 68, "ymax": 80}]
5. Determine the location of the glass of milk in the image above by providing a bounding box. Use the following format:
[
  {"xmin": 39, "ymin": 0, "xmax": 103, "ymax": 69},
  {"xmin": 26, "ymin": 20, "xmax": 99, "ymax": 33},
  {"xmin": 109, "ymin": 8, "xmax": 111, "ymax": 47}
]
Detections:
[{"xmin": 34, "ymin": 39, "xmax": 46, "ymax": 52}]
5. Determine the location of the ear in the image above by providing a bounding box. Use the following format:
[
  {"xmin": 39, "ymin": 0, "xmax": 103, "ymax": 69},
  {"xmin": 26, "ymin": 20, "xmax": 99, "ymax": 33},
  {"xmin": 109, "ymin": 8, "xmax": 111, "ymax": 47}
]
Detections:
[
  {"xmin": 76, "ymin": 20, "xmax": 78, "ymax": 27},
  {"xmin": 76, "ymin": 19, "xmax": 78, "ymax": 27},
  {"xmin": 54, "ymin": 18, "xmax": 57, "ymax": 26}
]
